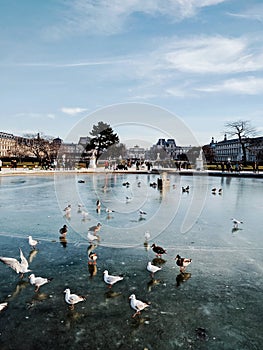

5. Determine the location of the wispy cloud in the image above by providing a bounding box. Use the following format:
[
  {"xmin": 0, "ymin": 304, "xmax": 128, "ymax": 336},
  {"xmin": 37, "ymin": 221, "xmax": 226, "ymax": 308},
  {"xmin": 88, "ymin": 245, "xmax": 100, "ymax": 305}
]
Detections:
[
  {"xmin": 61, "ymin": 107, "xmax": 88, "ymax": 116},
  {"xmin": 160, "ymin": 35, "xmax": 263, "ymax": 74},
  {"xmin": 196, "ymin": 76, "xmax": 263, "ymax": 95},
  {"xmin": 15, "ymin": 112, "xmax": 56, "ymax": 119},
  {"xmin": 43, "ymin": 0, "xmax": 228, "ymax": 38},
  {"xmin": 227, "ymin": 4, "xmax": 263, "ymax": 22}
]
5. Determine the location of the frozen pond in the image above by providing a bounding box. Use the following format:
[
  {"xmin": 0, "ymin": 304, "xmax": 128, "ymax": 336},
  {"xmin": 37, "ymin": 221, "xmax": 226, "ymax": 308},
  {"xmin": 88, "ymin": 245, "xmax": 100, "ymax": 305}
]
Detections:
[{"xmin": 0, "ymin": 173, "xmax": 262, "ymax": 350}]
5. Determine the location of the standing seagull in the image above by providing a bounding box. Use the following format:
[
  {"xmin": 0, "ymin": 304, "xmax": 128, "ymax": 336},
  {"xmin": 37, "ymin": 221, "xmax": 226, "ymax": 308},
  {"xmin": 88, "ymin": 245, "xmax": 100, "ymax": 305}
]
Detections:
[
  {"xmin": 28, "ymin": 235, "xmax": 39, "ymax": 250},
  {"xmin": 175, "ymin": 254, "xmax": 192, "ymax": 273},
  {"xmin": 151, "ymin": 243, "xmax": 167, "ymax": 258},
  {"xmin": 129, "ymin": 294, "xmax": 150, "ymax": 318},
  {"xmin": 103, "ymin": 270, "xmax": 123, "ymax": 288},
  {"xmin": 29, "ymin": 274, "xmax": 53, "ymax": 292},
  {"xmin": 231, "ymin": 218, "xmax": 243, "ymax": 229},
  {"xmin": 0, "ymin": 248, "xmax": 31, "ymax": 278},
  {"xmin": 147, "ymin": 261, "xmax": 162, "ymax": 279},
  {"xmin": 64, "ymin": 288, "xmax": 86, "ymax": 310},
  {"xmin": 63, "ymin": 204, "xmax": 71, "ymax": 217}
]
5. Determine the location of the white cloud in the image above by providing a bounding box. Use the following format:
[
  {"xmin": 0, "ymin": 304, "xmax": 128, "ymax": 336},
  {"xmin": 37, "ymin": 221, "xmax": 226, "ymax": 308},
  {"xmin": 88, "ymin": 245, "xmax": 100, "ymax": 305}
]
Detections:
[
  {"xmin": 61, "ymin": 107, "xmax": 88, "ymax": 115},
  {"xmin": 161, "ymin": 35, "xmax": 263, "ymax": 74},
  {"xmin": 44, "ymin": 0, "xmax": 228, "ymax": 38},
  {"xmin": 196, "ymin": 76, "xmax": 263, "ymax": 95}
]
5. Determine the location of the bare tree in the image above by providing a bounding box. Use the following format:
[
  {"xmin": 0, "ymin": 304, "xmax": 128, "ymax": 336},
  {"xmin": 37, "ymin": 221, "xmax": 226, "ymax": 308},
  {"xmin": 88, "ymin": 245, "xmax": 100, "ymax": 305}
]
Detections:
[{"xmin": 224, "ymin": 120, "xmax": 257, "ymax": 164}]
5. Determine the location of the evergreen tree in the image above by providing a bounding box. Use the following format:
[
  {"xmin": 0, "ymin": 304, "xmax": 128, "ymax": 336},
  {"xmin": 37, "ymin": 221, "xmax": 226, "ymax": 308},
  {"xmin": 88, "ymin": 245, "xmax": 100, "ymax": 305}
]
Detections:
[{"xmin": 86, "ymin": 121, "xmax": 119, "ymax": 164}]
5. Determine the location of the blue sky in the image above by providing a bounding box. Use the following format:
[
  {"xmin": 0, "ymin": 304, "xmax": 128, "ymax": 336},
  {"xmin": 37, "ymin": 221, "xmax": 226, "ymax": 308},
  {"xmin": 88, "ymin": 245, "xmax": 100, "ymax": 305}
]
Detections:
[{"xmin": 1, "ymin": 0, "xmax": 263, "ymax": 147}]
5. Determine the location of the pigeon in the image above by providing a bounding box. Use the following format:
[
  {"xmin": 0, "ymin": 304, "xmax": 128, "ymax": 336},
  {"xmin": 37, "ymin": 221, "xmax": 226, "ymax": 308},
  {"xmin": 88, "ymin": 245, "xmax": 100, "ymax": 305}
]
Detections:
[
  {"xmin": 147, "ymin": 261, "xmax": 162, "ymax": 278},
  {"xmin": 0, "ymin": 248, "xmax": 31, "ymax": 278},
  {"xmin": 129, "ymin": 294, "xmax": 150, "ymax": 318},
  {"xmin": 175, "ymin": 254, "xmax": 192, "ymax": 273},
  {"xmin": 0, "ymin": 302, "xmax": 8, "ymax": 312},
  {"xmin": 231, "ymin": 218, "xmax": 243, "ymax": 229},
  {"xmin": 151, "ymin": 243, "xmax": 167, "ymax": 258},
  {"xmin": 103, "ymin": 270, "xmax": 123, "ymax": 288},
  {"xmin": 64, "ymin": 288, "xmax": 86, "ymax": 310},
  {"xmin": 28, "ymin": 235, "xmax": 39, "ymax": 250},
  {"xmin": 28, "ymin": 274, "xmax": 53, "ymax": 292}
]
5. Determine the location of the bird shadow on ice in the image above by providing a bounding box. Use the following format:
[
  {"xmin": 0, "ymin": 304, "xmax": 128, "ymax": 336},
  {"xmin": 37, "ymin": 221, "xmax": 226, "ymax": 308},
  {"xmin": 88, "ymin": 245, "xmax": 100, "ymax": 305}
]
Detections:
[
  {"xmin": 231, "ymin": 227, "xmax": 243, "ymax": 234},
  {"xmin": 7, "ymin": 280, "xmax": 29, "ymax": 301},
  {"xmin": 152, "ymin": 257, "xmax": 166, "ymax": 265},
  {"xmin": 176, "ymin": 272, "xmax": 192, "ymax": 287},
  {"xmin": 147, "ymin": 278, "xmax": 163, "ymax": 292},
  {"xmin": 28, "ymin": 249, "xmax": 39, "ymax": 263}
]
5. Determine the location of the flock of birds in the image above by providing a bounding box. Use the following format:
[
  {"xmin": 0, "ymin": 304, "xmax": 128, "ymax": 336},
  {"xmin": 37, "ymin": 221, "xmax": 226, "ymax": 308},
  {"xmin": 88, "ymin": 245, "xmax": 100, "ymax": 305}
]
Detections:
[
  {"xmin": 0, "ymin": 180, "xmax": 244, "ymax": 318},
  {"xmin": 0, "ymin": 224, "xmax": 194, "ymax": 317}
]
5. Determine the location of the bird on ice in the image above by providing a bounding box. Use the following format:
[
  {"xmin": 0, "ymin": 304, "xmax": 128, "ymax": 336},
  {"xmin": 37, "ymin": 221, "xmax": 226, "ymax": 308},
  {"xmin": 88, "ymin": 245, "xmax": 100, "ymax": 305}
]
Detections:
[
  {"xmin": 28, "ymin": 235, "xmax": 39, "ymax": 250},
  {"xmin": 88, "ymin": 223, "xmax": 102, "ymax": 234},
  {"xmin": 63, "ymin": 204, "xmax": 71, "ymax": 217},
  {"xmin": 139, "ymin": 210, "xmax": 147, "ymax": 215},
  {"xmin": 144, "ymin": 231, "xmax": 151, "ymax": 242},
  {"xmin": 28, "ymin": 274, "xmax": 53, "ymax": 292},
  {"xmin": 175, "ymin": 254, "xmax": 192, "ymax": 273},
  {"xmin": 0, "ymin": 248, "xmax": 31, "ymax": 278},
  {"xmin": 151, "ymin": 243, "xmax": 167, "ymax": 258},
  {"xmin": 231, "ymin": 218, "xmax": 243, "ymax": 229},
  {"xmin": 0, "ymin": 302, "xmax": 8, "ymax": 312},
  {"xmin": 129, "ymin": 294, "xmax": 150, "ymax": 318},
  {"xmin": 106, "ymin": 208, "xmax": 115, "ymax": 213},
  {"xmin": 103, "ymin": 270, "xmax": 123, "ymax": 288},
  {"xmin": 147, "ymin": 261, "xmax": 162, "ymax": 278},
  {"xmin": 64, "ymin": 288, "xmax": 86, "ymax": 310}
]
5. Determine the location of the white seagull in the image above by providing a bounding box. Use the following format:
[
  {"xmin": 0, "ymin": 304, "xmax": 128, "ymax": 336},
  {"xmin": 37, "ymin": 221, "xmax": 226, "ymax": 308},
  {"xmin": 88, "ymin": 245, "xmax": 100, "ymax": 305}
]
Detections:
[
  {"xmin": 147, "ymin": 261, "xmax": 162, "ymax": 278},
  {"xmin": 29, "ymin": 273, "xmax": 53, "ymax": 292},
  {"xmin": 63, "ymin": 204, "xmax": 71, "ymax": 216},
  {"xmin": 103, "ymin": 270, "xmax": 123, "ymax": 288},
  {"xmin": 129, "ymin": 294, "xmax": 150, "ymax": 318},
  {"xmin": 28, "ymin": 235, "xmax": 39, "ymax": 250},
  {"xmin": 0, "ymin": 302, "xmax": 8, "ymax": 312},
  {"xmin": 0, "ymin": 248, "xmax": 31, "ymax": 278},
  {"xmin": 64, "ymin": 288, "xmax": 86, "ymax": 310},
  {"xmin": 231, "ymin": 218, "xmax": 243, "ymax": 229}
]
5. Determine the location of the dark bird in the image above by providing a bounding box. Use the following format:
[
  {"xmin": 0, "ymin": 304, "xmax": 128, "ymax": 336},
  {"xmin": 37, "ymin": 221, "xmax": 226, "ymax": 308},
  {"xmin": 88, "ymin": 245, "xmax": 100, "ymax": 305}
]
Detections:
[
  {"xmin": 151, "ymin": 243, "xmax": 167, "ymax": 258},
  {"xmin": 182, "ymin": 186, "xmax": 189, "ymax": 193},
  {"xmin": 175, "ymin": 254, "xmax": 192, "ymax": 273}
]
